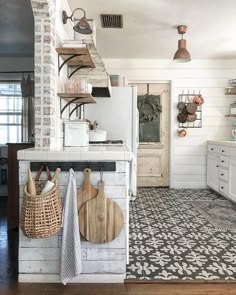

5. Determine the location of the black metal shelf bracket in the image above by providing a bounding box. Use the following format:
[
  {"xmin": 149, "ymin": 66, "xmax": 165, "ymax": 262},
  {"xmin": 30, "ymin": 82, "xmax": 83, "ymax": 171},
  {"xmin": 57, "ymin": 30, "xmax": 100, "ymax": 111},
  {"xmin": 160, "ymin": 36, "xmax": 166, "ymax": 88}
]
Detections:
[
  {"xmin": 69, "ymin": 103, "xmax": 83, "ymax": 118},
  {"xmin": 60, "ymin": 96, "xmax": 85, "ymax": 117},
  {"xmin": 57, "ymin": 53, "xmax": 86, "ymax": 75},
  {"xmin": 68, "ymin": 65, "xmax": 88, "ymax": 78}
]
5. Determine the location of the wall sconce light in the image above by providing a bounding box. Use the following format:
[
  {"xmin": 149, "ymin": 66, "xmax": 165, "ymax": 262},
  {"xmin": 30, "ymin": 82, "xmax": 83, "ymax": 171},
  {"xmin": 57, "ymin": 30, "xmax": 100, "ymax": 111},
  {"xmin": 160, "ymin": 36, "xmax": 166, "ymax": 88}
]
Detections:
[
  {"xmin": 173, "ymin": 25, "xmax": 191, "ymax": 63},
  {"xmin": 62, "ymin": 8, "xmax": 93, "ymax": 34}
]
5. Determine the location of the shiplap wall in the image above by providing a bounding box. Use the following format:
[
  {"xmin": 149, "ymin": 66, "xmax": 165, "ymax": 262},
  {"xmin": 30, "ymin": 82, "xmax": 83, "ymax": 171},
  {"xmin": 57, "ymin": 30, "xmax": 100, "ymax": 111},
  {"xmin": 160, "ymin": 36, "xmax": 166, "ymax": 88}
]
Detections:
[
  {"xmin": 104, "ymin": 59, "xmax": 236, "ymax": 188},
  {"xmin": 18, "ymin": 160, "xmax": 128, "ymax": 283}
]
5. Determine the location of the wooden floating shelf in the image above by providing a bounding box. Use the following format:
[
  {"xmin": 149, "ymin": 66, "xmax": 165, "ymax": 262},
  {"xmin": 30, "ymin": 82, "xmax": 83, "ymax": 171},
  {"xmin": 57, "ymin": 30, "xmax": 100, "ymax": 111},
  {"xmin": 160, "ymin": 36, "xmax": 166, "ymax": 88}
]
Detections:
[
  {"xmin": 57, "ymin": 93, "xmax": 96, "ymax": 104},
  {"xmin": 225, "ymin": 92, "xmax": 236, "ymax": 95},
  {"xmin": 225, "ymin": 114, "xmax": 236, "ymax": 117},
  {"xmin": 56, "ymin": 47, "xmax": 95, "ymax": 68}
]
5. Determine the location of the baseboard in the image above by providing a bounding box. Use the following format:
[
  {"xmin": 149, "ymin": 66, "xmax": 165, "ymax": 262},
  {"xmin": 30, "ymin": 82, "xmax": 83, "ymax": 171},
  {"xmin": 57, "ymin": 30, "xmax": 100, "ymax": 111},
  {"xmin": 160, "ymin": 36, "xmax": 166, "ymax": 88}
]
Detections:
[
  {"xmin": 171, "ymin": 182, "xmax": 207, "ymax": 189},
  {"xmin": 19, "ymin": 273, "xmax": 126, "ymax": 283}
]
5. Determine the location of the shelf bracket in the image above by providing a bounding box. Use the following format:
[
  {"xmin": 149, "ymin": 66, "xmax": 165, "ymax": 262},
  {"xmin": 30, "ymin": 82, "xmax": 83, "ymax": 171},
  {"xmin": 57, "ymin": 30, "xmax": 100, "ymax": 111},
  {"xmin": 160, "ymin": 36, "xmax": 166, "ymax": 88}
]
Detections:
[
  {"xmin": 60, "ymin": 96, "xmax": 85, "ymax": 117},
  {"xmin": 69, "ymin": 103, "xmax": 83, "ymax": 118},
  {"xmin": 58, "ymin": 53, "xmax": 86, "ymax": 75},
  {"xmin": 68, "ymin": 65, "xmax": 88, "ymax": 78}
]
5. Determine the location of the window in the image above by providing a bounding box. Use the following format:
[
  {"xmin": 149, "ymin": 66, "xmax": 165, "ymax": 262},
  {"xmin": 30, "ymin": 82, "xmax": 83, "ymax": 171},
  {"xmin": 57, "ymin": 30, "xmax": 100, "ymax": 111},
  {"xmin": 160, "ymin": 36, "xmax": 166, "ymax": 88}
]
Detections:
[
  {"xmin": 130, "ymin": 83, "xmax": 162, "ymax": 143},
  {"xmin": 0, "ymin": 82, "xmax": 22, "ymax": 144}
]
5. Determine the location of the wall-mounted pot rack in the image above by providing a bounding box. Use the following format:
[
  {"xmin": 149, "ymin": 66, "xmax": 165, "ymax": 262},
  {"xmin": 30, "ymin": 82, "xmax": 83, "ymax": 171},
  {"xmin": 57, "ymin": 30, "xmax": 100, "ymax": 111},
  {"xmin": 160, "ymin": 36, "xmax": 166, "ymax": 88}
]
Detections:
[{"xmin": 178, "ymin": 91, "xmax": 202, "ymax": 129}]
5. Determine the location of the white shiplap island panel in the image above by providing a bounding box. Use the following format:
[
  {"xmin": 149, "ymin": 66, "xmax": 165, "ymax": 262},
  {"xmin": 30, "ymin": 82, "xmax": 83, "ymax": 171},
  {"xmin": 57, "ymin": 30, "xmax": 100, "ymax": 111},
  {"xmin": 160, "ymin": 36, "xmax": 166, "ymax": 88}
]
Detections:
[{"xmin": 18, "ymin": 147, "xmax": 131, "ymax": 283}]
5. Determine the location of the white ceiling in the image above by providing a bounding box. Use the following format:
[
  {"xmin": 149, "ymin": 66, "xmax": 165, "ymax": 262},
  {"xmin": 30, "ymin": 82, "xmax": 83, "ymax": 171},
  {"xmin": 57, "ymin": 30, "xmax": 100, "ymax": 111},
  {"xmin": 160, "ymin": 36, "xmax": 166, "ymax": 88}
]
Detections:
[{"xmin": 68, "ymin": 0, "xmax": 236, "ymax": 59}]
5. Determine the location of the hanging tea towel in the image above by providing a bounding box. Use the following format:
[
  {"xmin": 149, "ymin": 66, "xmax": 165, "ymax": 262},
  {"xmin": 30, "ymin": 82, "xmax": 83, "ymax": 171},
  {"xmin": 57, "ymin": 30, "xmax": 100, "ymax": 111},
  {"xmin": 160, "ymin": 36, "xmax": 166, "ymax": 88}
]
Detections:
[{"xmin": 60, "ymin": 168, "xmax": 82, "ymax": 285}]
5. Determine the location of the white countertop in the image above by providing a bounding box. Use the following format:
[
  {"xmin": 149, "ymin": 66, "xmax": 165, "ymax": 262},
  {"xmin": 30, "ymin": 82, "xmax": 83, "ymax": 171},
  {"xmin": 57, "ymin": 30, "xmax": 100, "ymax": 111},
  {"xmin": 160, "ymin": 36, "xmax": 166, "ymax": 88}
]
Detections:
[
  {"xmin": 17, "ymin": 145, "xmax": 133, "ymax": 161},
  {"xmin": 207, "ymin": 140, "xmax": 236, "ymax": 147}
]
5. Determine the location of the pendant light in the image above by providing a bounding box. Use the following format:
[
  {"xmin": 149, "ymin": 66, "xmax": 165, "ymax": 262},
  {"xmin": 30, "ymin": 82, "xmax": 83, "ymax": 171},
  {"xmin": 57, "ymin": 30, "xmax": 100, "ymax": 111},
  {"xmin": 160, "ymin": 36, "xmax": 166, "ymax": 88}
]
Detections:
[{"xmin": 173, "ymin": 25, "xmax": 191, "ymax": 63}]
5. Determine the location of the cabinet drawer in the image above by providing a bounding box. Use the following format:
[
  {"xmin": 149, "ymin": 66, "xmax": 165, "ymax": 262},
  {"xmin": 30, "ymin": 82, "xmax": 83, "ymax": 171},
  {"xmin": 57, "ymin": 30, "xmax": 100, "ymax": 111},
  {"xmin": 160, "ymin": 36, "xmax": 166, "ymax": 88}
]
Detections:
[
  {"xmin": 208, "ymin": 145, "xmax": 220, "ymax": 154},
  {"xmin": 220, "ymin": 146, "xmax": 229, "ymax": 156},
  {"xmin": 220, "ymin": 155, "xmax": 229, "ymax": 168},
  {"xmin": 220, "ymin": 181, "xmax": 228, "ymax": 196},
  {"xmin": 220, "ymin": 168, "xmax": 228, "ymax": 182}
]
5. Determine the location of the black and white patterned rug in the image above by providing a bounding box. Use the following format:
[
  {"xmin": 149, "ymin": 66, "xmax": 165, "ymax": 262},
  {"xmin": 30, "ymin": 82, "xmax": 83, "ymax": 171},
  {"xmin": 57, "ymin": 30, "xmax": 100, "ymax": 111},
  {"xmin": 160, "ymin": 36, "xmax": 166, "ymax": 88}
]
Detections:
[
  {"xmin": 190, "ymin": 200, "xmax": 236, "ymax": 231},
  {"xmin": 127, "ymin": 188, "xmax": 236, "ymax": 280}
]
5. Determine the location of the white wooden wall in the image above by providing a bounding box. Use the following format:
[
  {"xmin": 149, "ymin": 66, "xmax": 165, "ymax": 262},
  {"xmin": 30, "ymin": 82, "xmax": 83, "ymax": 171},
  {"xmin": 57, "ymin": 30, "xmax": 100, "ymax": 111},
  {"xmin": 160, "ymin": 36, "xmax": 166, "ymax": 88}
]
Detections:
[
  {"xmin": 104, "ymin": 59, "xmax": 236, "ymax": 188},
  {"xmin": 18, "ymin": 160, "xmax": 128, "ymax": 283}
]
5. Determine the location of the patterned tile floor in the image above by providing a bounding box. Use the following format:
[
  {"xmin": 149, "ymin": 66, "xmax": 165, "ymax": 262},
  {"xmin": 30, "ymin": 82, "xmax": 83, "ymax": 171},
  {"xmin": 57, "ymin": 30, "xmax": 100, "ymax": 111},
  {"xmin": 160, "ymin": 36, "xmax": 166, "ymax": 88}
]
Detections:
[{"xmin": 127, "ymin": 188, "xmax": 236, "ymax": 280}]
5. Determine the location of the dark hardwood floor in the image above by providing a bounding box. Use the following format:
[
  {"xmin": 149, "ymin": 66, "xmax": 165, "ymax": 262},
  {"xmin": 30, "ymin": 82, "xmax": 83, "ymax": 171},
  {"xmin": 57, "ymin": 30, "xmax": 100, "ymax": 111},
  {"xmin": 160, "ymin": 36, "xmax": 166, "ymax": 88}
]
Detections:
[{"xmin": 1, "ymin": 195, "xmax": 236, "ymax": 295}]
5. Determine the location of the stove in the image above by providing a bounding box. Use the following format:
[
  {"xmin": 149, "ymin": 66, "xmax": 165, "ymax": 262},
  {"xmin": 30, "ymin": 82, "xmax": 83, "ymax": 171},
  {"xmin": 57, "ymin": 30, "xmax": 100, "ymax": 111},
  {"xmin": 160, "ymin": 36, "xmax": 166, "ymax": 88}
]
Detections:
[{"xmin": 89, "ymin": 140, "xmax": 123, "ymax": 145}]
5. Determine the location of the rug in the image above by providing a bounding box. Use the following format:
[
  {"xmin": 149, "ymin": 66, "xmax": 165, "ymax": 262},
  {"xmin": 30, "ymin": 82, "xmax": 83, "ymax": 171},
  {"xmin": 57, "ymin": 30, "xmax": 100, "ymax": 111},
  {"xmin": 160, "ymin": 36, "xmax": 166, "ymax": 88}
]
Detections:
[{"xmin": 190, "ymin": 199, "xmax": 236, "ymax": 231}]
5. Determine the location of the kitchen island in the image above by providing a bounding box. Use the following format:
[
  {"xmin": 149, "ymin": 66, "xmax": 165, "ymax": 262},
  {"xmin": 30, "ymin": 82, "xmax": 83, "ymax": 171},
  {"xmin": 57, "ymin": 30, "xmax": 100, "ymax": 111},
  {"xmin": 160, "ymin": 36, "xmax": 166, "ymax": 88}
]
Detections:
[{"xmin": 17, "ymin": 145, "xmax": 133, "ymax": 283}]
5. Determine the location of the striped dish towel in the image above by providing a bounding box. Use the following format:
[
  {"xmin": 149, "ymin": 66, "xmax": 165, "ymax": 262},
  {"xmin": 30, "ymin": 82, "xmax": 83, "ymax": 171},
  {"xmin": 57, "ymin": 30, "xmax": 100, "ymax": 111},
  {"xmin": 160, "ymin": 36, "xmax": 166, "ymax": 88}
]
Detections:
[{"xmin": 60, "ymin": 168, "xmax": 82, "ymax": 285}]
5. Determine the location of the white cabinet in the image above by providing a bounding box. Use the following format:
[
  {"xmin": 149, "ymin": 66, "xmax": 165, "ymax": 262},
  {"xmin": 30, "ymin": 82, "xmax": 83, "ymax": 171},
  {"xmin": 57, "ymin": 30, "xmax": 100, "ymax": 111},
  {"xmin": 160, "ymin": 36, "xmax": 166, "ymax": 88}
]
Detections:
[
  {"xmin": 207, "ymin": 154, "xmax": 219, "ymax": 192},
  {"xmin": 228, "ymin": 159, "xmax": 236, "ymax": 202},
  {"xmin": 207, "ymin": 142, "xmax": 236, "ymax": 202}
]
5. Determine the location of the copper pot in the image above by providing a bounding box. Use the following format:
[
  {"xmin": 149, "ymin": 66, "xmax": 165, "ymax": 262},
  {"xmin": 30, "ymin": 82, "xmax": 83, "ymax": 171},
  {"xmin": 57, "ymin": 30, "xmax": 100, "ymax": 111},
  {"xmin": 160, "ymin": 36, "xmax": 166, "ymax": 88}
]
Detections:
[
  {"xmin": 187, "ymin": 113, "xmax": 197, "ymax": 122},
  {"xmin": 193, "ymin": 95, "xmax": 204, "ymax": 106},
  {"xmin": 177, "ymin": 112, "xmax": 187, "ymax": 123},
  {"xmin": 177, "ymin": 129, "xmax": 187, "ymax": 137},
  {"xmin": 177, "ymin": 102, "xmax": 186, "ymax": 110},
  {"xmin": 186, "ymin": 103, "xmax": 197, "ymax": 114}
]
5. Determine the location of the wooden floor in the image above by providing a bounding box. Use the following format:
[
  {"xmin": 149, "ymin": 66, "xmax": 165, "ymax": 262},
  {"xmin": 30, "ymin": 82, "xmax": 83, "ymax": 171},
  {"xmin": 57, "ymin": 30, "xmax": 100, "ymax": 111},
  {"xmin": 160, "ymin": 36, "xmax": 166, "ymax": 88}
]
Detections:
[
  {"xmin": 1, "ymin": 282, "xmax": 236, "ymax": 295},
  {"xmin": 1, "ymin": 197, "xmax": 236, "ymax": 294}
]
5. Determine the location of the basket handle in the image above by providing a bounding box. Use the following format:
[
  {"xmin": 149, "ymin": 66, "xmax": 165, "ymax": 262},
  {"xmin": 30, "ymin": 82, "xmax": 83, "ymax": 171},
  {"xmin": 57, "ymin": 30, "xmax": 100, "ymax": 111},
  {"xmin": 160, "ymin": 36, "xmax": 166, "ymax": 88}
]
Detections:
[{"xmin": 35, "ymin": 164, "xmax": 52, "ymax": 181}]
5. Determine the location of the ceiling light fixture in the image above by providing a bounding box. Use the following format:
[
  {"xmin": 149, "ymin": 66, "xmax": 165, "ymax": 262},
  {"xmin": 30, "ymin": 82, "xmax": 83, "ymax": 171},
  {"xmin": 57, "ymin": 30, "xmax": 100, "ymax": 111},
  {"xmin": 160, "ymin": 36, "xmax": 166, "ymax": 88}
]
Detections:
[
  {"xmin": 62, "ymin": 8, "xmax": 93, "ymax": 34},
  {"xmin": 173, "ymin": 25, "xmax": 191, "ymax": 63}
]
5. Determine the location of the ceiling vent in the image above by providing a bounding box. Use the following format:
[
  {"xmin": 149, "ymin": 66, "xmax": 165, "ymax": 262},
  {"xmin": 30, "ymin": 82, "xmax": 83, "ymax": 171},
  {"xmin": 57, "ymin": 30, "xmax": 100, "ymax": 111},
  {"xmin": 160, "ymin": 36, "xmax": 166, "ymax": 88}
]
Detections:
[{"xmin": 100, "ymin": 14, "xmax": 123, "ymax": 28}]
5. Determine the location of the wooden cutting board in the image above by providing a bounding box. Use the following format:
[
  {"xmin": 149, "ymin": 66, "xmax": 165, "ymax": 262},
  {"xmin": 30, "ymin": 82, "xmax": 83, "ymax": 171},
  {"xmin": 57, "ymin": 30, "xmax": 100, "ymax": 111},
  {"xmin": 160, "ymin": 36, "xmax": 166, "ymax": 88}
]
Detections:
[
  {"xmin": 77, "ymin": 168, "xmax": 98, "ymax": 238},
  {"xmin": 79, "ymin": 180, "xmax": 124, "ymax": 244}
]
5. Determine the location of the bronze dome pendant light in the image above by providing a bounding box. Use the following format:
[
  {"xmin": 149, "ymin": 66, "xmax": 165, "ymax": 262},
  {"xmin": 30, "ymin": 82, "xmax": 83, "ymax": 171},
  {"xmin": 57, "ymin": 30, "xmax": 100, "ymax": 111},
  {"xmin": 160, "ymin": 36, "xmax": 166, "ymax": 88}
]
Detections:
[{"xmin": 173, "ymin": 25, "xmax": 191, "ymax": 62}]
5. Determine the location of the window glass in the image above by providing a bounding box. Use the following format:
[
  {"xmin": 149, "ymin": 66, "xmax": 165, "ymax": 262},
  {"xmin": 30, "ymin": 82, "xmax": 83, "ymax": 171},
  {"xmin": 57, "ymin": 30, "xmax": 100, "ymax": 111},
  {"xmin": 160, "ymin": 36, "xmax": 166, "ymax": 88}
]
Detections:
[
  {"xmin": 130, "ymin": 83, "xmax": 162, "ymax": 143},
  {"xmin": 0, "ymin": 82, "xmax": 22, "ymax": 144}
]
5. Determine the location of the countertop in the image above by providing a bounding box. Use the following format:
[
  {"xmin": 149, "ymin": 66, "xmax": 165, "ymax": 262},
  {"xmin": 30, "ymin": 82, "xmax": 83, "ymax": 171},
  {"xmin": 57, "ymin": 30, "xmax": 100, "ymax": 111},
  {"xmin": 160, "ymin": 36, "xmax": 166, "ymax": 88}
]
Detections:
[
  {"xmin": 207, "ymin": 140, "xmax": 236, "ymax": 147},
  {"xmin": 17, "ymin": 145, "xmax": 133, "ymax": 161}
]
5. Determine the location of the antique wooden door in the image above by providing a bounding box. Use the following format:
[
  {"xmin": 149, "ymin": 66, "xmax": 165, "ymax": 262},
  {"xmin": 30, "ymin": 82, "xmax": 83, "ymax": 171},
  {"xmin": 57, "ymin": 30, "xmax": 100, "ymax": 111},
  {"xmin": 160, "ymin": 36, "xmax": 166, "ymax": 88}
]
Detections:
[{"xmin": 130, "ymin": 82, "xmax": 170, "ymax": 187}]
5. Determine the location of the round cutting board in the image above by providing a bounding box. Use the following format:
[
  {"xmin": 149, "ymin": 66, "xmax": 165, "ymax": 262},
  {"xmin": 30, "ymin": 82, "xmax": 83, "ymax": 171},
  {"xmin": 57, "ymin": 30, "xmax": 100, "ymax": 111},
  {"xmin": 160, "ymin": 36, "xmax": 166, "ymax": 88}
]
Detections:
[
  {"xmin": 79, "ymin": 181, "xmax": 124, "ymax": 244},
  {"xmin": 77, "ymin": 168, "xmax": 98, "ymax": 239}
]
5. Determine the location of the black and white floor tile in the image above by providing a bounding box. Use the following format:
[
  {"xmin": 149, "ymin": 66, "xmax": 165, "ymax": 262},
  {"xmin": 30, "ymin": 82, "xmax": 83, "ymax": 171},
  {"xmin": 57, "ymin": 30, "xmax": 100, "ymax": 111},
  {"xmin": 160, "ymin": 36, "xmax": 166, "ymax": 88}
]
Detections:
[{"xmin": 127, "ymin": 188, "xmax": 236, "ymax": 280}]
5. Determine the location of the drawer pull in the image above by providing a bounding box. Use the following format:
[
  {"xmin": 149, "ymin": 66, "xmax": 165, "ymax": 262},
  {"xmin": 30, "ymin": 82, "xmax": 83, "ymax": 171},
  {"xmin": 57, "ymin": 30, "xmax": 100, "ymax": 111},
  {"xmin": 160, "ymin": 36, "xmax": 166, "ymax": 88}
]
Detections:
[
  {"xmin": 216, "ymin": 165, "xmax": 219, "ymax": 167},
  {"xmin": 221, "ymin": 173, "xmax": 224, "ymax": 176},
  {"xmin": 221, "ymin": 160, "xmax": 224, "ymax": 163},
  {"xmin": 211, "ymin": 148, "xmax": 214, "ymax": 150},
  {"xmin": 222, "ymin": 150, "xmax": 225, "ymax": 152},
  {"xmin": 221, "ymin": 186, "xmax": 224, "ymax": 189}
]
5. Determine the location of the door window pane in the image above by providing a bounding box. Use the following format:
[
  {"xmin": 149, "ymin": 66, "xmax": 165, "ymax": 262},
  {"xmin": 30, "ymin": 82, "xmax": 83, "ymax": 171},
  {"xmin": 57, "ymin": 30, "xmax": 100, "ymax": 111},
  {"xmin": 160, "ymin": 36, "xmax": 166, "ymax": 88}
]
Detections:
[{"xmin": 131, "ymin": 83, "xmax": 162, "ymax": 143}]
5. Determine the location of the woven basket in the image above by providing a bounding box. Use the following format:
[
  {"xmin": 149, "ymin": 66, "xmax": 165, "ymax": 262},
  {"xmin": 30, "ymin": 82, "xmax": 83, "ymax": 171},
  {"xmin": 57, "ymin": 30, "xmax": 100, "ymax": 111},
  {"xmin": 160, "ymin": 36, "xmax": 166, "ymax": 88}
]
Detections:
[{"xmin": 20, "ymin": 169, "xmax": 63, "ymax": 238}]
